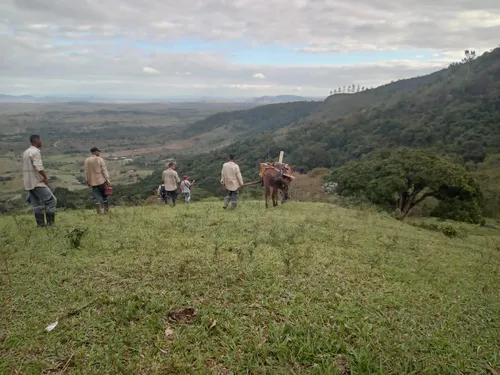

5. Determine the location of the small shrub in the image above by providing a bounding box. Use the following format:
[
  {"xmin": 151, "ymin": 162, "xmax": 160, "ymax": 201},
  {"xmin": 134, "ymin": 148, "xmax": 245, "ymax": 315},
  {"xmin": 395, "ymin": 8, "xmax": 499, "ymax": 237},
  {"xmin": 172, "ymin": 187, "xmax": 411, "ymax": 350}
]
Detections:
[
  {"xmin": 438, "ymin": 223, "xmax": 459, "ymax": 238},
  {"xmin": 66, "ymin": 227, "xmax": 87, "ymax": 248},
  {"xmin": 413, "ymin": 221, "xmax": 465, "ymax": 238}
]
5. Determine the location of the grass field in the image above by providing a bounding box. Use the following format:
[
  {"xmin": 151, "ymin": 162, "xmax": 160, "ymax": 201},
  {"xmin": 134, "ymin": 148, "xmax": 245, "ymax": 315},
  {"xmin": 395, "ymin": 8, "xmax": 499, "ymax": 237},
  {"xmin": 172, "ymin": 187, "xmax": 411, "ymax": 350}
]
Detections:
[{"xmin": 0, "ymin": 202, "xmax": 499, "ymax": 374}]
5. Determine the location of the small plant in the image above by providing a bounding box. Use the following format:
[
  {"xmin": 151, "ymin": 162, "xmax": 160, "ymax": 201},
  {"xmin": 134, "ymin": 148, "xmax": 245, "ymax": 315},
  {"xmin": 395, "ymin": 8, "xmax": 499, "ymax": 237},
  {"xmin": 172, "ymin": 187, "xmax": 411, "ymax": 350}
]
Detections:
[
  {"xmin": 0, "ymin": 232, "xmax": 12, "ymax": 284},
  {"xmin": 438, "ymin": 223, "xmax": 459, "ymax": 238},
  {"xmin": 413, "ymin": 221, "xmax": 464, "ymax": 238},
  {"xmin": 268, "ymin": 227, "xmax": 304, "ymax": 275},
  {"xmin": 66, "ymin": 227, "xmax": 87, "ymax": 248},
  {"xmin": 246, "ymin": 240, "xmax": 257, "ymax": 260}
]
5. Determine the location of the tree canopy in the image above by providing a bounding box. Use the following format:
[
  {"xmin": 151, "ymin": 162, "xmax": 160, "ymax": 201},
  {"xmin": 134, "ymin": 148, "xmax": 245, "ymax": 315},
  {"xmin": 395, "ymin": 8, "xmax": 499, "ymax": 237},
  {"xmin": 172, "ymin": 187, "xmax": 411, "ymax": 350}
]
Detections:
[{"xmin": 331, "ymin": 148, "xmax": 483, "ymax": 222}]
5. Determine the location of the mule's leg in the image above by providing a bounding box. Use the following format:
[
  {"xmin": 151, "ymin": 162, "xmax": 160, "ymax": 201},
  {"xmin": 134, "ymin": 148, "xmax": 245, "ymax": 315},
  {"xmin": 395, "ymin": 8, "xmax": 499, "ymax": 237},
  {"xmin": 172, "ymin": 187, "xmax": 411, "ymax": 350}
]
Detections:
[
  {"xmin": 279, "ymin": 189, "xmax": 284, "ymax": 204},
  {"xmin": 264, "ymin": 182, "xmax": 269, "ymax": 208},
  {"xmin": 281, "ymin": 187, "xmax": 288, "ymax": 203},
  {"xmin": 272, "ymin": 187, "xmax": 278, "ymax": 207}
]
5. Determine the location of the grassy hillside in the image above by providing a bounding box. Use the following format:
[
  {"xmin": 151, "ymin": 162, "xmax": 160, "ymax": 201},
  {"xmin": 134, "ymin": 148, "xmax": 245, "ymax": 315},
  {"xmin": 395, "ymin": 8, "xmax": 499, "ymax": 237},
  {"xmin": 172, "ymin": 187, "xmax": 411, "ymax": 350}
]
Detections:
[{"xmin": 1, "ymin": 202, "xmax": 499, "ymax": 374}]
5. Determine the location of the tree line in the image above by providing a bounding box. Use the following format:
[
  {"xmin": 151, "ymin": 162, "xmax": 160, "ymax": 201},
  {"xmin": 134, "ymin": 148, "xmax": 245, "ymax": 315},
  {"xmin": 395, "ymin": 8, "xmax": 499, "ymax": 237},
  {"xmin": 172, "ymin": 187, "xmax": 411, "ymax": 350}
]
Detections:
[{"xmin": 329, "ymin": 84, "xmax": 370, "ymax": 96}]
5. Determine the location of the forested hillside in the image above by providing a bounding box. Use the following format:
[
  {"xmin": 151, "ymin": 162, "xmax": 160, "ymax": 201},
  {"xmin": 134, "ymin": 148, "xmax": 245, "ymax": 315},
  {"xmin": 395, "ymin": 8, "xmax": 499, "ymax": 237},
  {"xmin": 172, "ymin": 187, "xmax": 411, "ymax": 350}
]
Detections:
[
  {"xmin": 176, "ymin": 48, "xmax": 500, "ymax": 195},
  {"xmin": 288, "ymin": 48, "xmax": 500, "ymax": 167},
  {"xmin": 180, "ymin": 101, "xmax": 320, "ymax": 138}
]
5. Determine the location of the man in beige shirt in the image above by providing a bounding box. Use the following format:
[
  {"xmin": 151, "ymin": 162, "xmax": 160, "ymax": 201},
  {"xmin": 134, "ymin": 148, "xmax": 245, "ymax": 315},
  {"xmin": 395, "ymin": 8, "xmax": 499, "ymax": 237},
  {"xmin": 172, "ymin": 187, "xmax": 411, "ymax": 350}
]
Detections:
[
  {"xmin": 221, "ymin": 153, "xmax": 244, "ymax": 209},
  {"xmin": 23, "ymin": 134, "xmax": 57, "ymax": 227},
  {"xmin": 84, "ymin": 147, "xmax": 111, "ymax": 214},
  {"xmin": 162, "ymin": 162, "xmax": 180, "ymax": 206}
]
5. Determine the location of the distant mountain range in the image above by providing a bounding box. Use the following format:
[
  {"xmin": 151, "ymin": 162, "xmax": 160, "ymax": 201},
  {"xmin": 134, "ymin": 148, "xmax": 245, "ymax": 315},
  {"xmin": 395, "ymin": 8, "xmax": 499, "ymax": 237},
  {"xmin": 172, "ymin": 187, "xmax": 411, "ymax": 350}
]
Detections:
[
  {"xmin": 0, "ymin": 94, "xmax": 91, "ymax": 103},
  {"xmin": 0, "ymin": 94, "xmax": 322, "ymax": 104},
  {"xmin": 253, "ymin": 95, "xmax": 318, "ymax": 103}
]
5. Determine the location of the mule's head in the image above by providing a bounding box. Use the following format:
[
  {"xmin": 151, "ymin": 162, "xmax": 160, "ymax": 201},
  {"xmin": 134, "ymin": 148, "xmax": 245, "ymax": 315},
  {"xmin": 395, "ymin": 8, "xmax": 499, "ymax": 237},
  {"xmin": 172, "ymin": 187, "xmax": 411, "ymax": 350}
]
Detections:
[{"xmin": 281, "ymin": 176, "xmax": 293, "ymax": 200}]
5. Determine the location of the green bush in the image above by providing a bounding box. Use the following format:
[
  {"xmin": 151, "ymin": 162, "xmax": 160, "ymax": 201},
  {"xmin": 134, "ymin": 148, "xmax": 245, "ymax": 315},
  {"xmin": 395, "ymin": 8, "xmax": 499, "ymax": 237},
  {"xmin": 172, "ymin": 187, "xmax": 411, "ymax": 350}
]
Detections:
[
  {"xmin": 414, "ymin": 221, "xmax": 465, "ymax": 238},
  {"xmin": 430, "ymin": 197, "xmax": 483, "ymax": 224},
  {"xmin": 438, "ymin": 223, "xmax": 459, "ymax": 238}
]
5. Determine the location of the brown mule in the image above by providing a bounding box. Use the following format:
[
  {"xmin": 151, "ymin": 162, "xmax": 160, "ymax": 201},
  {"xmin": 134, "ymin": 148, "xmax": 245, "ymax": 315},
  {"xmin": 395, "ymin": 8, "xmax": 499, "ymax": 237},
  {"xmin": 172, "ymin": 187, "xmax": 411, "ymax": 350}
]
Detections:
[{"xmin": 261, "ymin": 164, "xmax": 293, "ymax": 208}]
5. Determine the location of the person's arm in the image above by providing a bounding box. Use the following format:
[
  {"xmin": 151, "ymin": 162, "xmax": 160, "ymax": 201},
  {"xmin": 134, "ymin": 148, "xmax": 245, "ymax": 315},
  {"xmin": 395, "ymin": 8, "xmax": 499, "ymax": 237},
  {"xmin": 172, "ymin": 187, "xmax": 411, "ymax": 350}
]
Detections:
[
  {"xmin": 235, "ymin": 165, "xmax": 244, "ymax": 187},
  {"xmin": 175, "ymin": 172, "xmax": 180, "ymax": 184},
  {"xmin": 220, "ymin": 166, "xmax": 225, "ymax": 185},
  {"xmin": 32, "ymin": 151, "xmax": 48, "ymax": 184},
  {"xmin": 100, "ymin": 158, "xmax": 111, "ymax": 185}
]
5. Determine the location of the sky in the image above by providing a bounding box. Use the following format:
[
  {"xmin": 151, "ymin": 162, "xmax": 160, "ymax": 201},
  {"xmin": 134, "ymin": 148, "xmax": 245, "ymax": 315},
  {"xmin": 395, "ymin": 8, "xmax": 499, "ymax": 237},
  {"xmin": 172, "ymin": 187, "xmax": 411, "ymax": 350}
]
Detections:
[{"xmin": 1, "ymin": 0, "xmax": 499, "ymax": 99}]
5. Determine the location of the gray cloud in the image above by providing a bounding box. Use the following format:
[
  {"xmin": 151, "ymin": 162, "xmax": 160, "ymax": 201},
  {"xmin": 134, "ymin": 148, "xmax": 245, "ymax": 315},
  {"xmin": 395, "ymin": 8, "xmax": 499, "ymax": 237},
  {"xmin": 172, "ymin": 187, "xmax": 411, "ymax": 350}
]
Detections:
[{"xmin": 1, "ymin": 0, "xmax": 499, "ymax": 97}]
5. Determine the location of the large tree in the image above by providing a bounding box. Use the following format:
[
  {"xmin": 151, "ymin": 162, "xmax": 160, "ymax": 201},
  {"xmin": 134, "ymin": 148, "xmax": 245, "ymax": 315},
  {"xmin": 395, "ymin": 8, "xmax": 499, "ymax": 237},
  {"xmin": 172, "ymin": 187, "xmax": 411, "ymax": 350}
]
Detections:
[{"xmin": 332, "ymin": 148, "xmax": 483, "ymax": 221}]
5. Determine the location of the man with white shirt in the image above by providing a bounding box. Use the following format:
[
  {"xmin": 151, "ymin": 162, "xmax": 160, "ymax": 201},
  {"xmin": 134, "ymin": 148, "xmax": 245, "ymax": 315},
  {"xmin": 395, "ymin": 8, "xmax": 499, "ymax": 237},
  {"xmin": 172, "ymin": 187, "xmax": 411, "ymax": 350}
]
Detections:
[
  {"xmin": 221, "ymin": 153, "xmax": 244, "ymax": 209},
  {"xmin": 84, "ymin": 147, "xmax": 111, "ymax": 214},
  {"xmin": 22, "ymin": 134, "xmax": 57, "ymax": 227},
  {"xmin": 162, "ymin": 162, "xmax": 180, "ymax": 206}
]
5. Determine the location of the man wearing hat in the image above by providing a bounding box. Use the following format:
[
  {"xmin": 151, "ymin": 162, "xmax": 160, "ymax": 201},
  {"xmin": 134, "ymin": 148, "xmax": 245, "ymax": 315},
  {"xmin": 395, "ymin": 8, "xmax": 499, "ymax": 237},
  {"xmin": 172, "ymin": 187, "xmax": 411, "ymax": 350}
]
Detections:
[
  {"xmin": 180, "ymin": 175, "xmax": 195, "ymax": 203},
  {"xmin": 84, "ymin": 147, "xmax": 111, "ymax": 214},
  {"xmin": 162, "ymin": 162, "xmax": 181, "ymax": 206}
]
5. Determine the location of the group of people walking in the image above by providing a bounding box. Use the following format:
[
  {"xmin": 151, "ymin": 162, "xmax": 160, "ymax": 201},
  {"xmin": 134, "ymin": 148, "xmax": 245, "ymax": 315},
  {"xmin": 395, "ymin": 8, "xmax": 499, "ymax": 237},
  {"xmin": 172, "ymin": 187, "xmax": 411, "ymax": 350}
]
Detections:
[
  {"xmin": 157, "ymin": 152, "xmax": 244, "ymax": 209},
  {"xmin": 22, "ymin": 135, "xmax": 246, "ymax": 227},
  {"xmin": 158, "ymin": 162, "xmax": 195, "ymax": 206}
]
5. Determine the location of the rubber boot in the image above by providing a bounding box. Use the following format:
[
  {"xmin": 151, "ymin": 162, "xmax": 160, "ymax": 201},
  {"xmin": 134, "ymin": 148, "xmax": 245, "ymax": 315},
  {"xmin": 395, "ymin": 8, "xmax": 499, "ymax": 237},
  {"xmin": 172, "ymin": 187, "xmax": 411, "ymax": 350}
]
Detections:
[
  {"xmin": 46, "ymin": 212, "xmax": 55, "ymax": 226},
  {"xmin": 103, "ymin": 201, "xmax": 109, "ymax": 213},
  {"xmin": 95, "ymin": 204, "xmax": 102, "ymax": 214},
  {"xmin": 35, "ymin": 213, "xmax": 46, "ymax": 227}
]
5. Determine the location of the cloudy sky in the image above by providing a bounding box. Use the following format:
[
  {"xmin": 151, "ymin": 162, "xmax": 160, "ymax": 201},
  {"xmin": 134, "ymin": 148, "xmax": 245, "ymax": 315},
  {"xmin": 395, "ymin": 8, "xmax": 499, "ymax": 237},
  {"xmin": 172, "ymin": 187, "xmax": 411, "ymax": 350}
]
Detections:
[{"xmin": 1, "ymin": 0, "xmax": 499, "ymax": 99}]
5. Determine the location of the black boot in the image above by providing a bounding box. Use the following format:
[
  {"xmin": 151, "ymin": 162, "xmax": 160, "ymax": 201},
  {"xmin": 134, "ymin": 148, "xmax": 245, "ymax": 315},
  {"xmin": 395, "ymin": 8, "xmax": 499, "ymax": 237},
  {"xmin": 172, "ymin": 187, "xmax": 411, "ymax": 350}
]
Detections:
[
  {"xmin": 35, "ymin": 213, "xmax": 46, "ymax": 227},
  {"xmin": 103, "ymin": 201, "xmax": 109, "ymax": 213},
  {"xmin": 46, "ymin": 212, "xmax": 55, "ymax": 226}
]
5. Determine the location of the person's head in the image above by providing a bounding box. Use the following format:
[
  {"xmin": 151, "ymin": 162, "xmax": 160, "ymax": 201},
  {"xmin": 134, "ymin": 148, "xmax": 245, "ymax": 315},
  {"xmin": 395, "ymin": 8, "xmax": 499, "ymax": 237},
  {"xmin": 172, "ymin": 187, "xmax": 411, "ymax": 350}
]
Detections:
[
  {"xmin": 168, "ymin": 162, "xmax": 176, "ymax": 169},
  {"xmin": 90, "ymin": 147, "xmax": 100, "ymax": 156},
  {"xmin": 229, "ymin": 153, "xmax": 235, "ymax": 161},
  {"xmin": 183, "ymin": 175, "xmax": 188, "ymax": 180},
  {"xmin": 30, "ymin": 134, "xmax": 42, "ymax": 148}
]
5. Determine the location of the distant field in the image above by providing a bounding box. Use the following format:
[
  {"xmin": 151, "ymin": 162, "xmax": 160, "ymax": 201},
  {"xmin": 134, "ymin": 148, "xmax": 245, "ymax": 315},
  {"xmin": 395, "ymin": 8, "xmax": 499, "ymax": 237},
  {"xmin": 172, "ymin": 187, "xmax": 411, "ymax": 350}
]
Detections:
[
  {"xmin": 0, "ymin": 152, "xmax": 155, "ymax": 200},
  {"xmin": 1, "ymin": 202, "xmax": 498, "ymax": 374},
  {"xmin": 0, "ymin": 101, "xmax": 256, "ymax": 156}
]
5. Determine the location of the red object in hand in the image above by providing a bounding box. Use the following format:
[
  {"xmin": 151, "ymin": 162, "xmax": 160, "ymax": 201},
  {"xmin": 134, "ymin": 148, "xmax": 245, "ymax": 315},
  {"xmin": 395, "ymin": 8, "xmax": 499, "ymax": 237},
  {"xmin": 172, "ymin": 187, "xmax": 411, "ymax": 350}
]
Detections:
[{"xmin": 105, "ymin": 186, "xmax": 113, "ymax": 195}]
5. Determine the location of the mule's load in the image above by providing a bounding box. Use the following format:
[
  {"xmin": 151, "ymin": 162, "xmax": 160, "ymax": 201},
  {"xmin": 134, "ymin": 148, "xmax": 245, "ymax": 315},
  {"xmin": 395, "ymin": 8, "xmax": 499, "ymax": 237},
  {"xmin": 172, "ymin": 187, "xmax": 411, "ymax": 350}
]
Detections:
[{"xmin": 259, "ymin": 162, "xmax": 295, "ymax": 181}]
